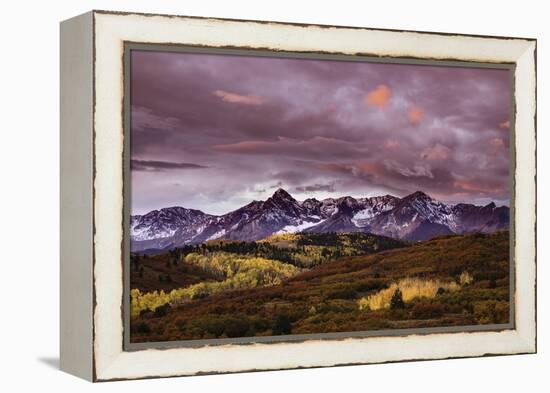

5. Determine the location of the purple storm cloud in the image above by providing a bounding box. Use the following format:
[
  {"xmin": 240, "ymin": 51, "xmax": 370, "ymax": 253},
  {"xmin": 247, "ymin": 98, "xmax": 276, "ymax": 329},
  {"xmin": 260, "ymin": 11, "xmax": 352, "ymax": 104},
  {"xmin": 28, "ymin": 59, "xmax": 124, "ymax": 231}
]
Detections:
[{"xmin": 130, "ymin": 50, "xmax": 511, "ymax": 215}]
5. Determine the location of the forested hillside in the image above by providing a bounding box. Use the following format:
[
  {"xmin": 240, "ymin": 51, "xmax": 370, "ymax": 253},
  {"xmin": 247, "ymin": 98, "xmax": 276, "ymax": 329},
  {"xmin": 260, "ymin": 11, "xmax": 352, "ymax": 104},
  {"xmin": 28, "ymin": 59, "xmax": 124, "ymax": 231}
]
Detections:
[
  {"xmin": 130, "ymin": 231, "xmax": 510, "ymax": 342},
  {"xmin": 130, "ymin": 232, "xmax": 408, "ymax": 292}
]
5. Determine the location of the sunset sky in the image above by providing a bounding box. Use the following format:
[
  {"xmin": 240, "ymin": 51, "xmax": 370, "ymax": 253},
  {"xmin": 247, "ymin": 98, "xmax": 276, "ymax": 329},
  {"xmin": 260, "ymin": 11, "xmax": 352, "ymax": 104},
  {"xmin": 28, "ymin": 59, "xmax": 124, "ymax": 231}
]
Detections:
[{"xmin": 130, "ymin": 50, "xmax": 511, "ymax": 215}]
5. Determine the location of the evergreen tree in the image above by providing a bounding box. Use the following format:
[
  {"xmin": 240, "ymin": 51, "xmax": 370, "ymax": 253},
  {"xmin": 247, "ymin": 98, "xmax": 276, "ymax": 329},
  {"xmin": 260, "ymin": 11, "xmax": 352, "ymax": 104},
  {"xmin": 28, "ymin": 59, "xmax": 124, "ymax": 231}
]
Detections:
[{"xmin": 390, "ymin": 288, "xmax": 405, "ymax": 309}]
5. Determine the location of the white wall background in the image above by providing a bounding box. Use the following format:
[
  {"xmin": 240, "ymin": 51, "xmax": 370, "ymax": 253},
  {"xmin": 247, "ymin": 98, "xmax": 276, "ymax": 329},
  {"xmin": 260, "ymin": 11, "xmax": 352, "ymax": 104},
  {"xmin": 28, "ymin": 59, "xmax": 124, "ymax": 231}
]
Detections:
[{"xmin": 0, "ymin": 0, "xmax": 546, "ymax": 391}]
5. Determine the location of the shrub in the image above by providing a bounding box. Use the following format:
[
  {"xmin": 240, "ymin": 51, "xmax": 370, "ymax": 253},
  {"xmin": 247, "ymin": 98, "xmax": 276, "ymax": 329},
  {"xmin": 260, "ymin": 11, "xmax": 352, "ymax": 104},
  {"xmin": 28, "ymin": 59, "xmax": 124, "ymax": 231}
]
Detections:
[
  {"xmin": 473, "ymin": 270, "xmax": 506, "ymax": 282},
  {"xmin": 388, "ymin": 308, "xmax": 409, "ymax": 320},
  {"xmin": 253, "ymin": 318, "xmax": 272, "ymax": 332},
  {"xmin": 411, "ymin": 302, "xmax": 445, "ymax": 319},
  {"xmin": 326, "ymin": 286, "xmax": 357, "ymax": 300},
  {"xmin": 135, "ymin": 322, "xmax": 151, "ymax": 334},
  {"xmin": 174, "ymin": 318, "xmax": 187, "ymax": 331},
  {"xmin": 356, "ymin": 279, "xmax": 388, "ymax": 292},
  {"xmin": 201, "ymin": 318, "xmax": 226, "ymax": 337},
  {"xmin": 154, "ymin": 304, "xmax": 169, "ymax": 318},
  {"xmin": 224, "ymin": 317, "xmax": 252, "ymax": 338},
  {"xmin": 273, "ymin": 314, "xmax": 292, "ymax": 335},
  {"xmin": 473, "ymin": 300, "xmax": 509, "ymax": 324}
]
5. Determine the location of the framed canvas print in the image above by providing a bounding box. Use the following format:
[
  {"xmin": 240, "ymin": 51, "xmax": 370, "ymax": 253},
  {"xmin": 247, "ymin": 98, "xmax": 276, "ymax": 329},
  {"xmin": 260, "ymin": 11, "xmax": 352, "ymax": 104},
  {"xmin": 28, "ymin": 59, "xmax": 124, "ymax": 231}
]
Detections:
[{"xmin": 60, "ymin": 10, "xmax": 537, "ymax": 381}]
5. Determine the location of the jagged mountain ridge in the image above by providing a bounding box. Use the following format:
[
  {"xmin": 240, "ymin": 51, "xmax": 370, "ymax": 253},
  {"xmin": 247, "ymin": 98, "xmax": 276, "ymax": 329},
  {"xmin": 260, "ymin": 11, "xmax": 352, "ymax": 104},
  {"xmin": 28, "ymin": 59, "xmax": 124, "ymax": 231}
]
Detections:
[{"xmin": 130, "ymin": 188, "xmax": 509, "ymax": 251}]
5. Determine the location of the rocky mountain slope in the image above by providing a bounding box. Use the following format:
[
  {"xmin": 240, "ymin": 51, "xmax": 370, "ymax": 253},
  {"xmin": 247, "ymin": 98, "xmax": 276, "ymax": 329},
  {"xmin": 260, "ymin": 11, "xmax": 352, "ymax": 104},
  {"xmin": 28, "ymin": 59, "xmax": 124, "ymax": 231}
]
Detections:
[{"xmin": 131, "ymin": 188, "xmax": 509, "ymax": 251}]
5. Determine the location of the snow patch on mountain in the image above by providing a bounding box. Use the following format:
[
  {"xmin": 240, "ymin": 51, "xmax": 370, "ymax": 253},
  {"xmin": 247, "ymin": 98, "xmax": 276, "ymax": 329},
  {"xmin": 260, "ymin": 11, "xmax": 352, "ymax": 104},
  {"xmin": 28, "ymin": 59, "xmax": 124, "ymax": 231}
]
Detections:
[
  {"xmin": 351, "ymin": 195, "xmax": 399, "ymax": 228},
  {"xmin": 351, "ymin": 208, "xmax": 375, "ymax": 227},
  {"xmin": 276, "ymin": 219, "xmax": 327, "ymax": 234},
  {"xmin": 131, "ymin": 225, "xmax": 176, "ymax": 241},
  {"xmin": 206, "ymin": 229, "xmax": 226, "ymax": 241},
  {"xmin": 408, "ymin": 198, "xmax": 458, "ymax": 231}
]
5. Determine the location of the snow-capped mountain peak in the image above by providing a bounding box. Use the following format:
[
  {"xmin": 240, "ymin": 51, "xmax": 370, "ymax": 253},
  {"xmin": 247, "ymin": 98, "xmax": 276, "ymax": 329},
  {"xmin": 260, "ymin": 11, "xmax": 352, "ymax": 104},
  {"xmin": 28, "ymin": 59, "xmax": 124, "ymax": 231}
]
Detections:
[{"xmin": 130, "ymin": 188, "xmax": 509, "ymax": 252}]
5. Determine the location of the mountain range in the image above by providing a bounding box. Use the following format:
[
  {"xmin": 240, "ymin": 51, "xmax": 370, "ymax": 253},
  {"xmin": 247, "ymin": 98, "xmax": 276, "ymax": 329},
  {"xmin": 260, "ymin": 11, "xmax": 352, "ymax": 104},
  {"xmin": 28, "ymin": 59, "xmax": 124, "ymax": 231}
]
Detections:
[{"xmin": 130, "ymin": 188, "xmax": 509, "ymax": 252}]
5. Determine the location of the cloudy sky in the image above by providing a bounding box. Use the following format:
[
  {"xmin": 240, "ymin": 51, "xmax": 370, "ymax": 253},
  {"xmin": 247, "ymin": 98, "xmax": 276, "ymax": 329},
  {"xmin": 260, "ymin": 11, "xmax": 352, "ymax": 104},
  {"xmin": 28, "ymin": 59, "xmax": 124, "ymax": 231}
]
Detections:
[{"xmin": 130, "ymin": 50, "xmax": 511, "ymax": 215}]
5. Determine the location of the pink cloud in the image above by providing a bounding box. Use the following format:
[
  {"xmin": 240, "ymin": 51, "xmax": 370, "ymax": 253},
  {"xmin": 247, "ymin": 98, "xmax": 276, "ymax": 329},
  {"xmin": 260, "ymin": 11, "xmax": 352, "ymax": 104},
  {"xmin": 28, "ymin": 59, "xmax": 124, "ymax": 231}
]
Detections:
[
  {"xmin": 408, "ymin": 106, "xmax": 424, "ymax": 125},
  {"xmin": 384, "ymin": 139, "xmax": 400, "ymax": 149},
  {"xmin": 421, "ymin": 144, "xmax": 450, "ymax": 161},
  {"xmin": 214, "ymin": 90, "xmax": 266, "ymax": 105},
  {"xmin": 364, "ymin": 84, "xmax": 391, "ymax": 109},
  {"xmin": 489, "ymin": 138, "xmax": 504, "ymax": 148},
  {"xmin": 499, "ymin": 120, "xmax": 510, "ymax": 129},
  {"xmin": 454, "ymin": 180, "xmax": 503, "ymax": 193},
  {"xmin": 353, "ymin": 161, "xmax": 384, "ymax": 175}
]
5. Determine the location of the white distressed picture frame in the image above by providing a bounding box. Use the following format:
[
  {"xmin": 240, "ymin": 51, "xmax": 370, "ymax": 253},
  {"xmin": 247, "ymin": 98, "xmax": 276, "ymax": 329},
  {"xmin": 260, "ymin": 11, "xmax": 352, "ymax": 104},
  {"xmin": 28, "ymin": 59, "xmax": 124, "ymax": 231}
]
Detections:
[{"xmin": 60, "ymin": 10, "xmax": 536, "ymax": 381}]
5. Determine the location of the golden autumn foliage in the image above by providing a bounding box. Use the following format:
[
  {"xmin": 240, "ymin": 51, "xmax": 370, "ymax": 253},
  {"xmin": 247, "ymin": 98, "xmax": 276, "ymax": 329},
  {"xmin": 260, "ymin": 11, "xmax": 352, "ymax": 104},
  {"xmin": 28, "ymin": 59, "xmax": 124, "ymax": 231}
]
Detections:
[
  {"xmin": 460, "ymin": 271, "xmax": 474, "ymax": 285},
  {"xmin": 131, "ymin": 288, "xmax": 171, "ymax": 318},
  {"xmin": 357, "ymin": 276, "xmax": 464, "ymax": 311},
  {"xmin": 131, "ymin": 253, "xmax": 299, "ymax": 316}
]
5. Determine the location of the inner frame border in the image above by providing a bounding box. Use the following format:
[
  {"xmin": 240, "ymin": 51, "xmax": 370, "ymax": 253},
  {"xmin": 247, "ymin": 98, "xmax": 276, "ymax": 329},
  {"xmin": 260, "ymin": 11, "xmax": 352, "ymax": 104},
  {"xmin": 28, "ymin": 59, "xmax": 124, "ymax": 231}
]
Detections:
[{"xmin": 122, "ymin": 42, "xmax": 517, "ymax": 351}]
